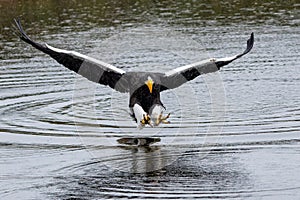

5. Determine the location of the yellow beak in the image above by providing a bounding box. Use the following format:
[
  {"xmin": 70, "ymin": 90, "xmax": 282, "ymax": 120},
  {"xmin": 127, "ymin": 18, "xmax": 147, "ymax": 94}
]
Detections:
[{"xmin": 145, "ymin": 79, "xmax": 154, "ymax": 93}]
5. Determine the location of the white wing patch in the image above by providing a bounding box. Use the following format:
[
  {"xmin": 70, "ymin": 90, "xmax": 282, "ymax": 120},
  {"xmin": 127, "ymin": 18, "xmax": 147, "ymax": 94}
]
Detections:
[
  {"xmin": 164, "ymin": 59, "xmax": 213, "ymax": 77},
  {"xmin": 45, "ymin": 44, "xmax": 126, "ymax": 74}
]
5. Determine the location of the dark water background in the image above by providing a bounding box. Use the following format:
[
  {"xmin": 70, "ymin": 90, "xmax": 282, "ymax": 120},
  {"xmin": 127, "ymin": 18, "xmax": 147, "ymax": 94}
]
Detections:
[{"xmin": 0, "ymin": 0, "xmax": 299, "ymax": 199}]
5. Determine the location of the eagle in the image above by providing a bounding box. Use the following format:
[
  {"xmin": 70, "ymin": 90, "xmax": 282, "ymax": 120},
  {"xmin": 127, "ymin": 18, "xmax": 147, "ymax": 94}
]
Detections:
[{"xmin": 14, "ymin": 19, "xmax": 254, "ymax": 128}]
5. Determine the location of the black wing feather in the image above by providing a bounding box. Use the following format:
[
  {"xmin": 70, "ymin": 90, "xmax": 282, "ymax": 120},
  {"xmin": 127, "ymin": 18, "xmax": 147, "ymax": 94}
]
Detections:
[
  {"xmin": 14, "ymin": 18, "xmax": 128, "ymax": 93},
  {"xmin": 161, "ymin": 33, "xmax": 254, "ymax": 90},
  {"xmin": 215, "ymin": 32, "xmax": 254, "ymax": 68}
]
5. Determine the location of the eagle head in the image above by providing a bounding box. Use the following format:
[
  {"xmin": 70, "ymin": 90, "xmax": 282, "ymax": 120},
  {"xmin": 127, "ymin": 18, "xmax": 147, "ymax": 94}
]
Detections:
[{"xmin": 145, "ymin": 76, "xmax": 154, "ymax": 93}]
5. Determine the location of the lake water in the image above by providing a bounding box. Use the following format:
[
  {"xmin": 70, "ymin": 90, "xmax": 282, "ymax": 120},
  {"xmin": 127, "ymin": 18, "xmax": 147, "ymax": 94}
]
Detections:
[{"xmin": 0, "ymin": 0, "xmax": 299, "ymax": 199}]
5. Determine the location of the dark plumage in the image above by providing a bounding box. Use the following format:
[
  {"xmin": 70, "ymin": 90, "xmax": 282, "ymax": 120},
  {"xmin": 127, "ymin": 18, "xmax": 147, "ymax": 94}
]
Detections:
[{"xmin": 14, "ymin": 18, "xmax": 254, "ymax": 127}]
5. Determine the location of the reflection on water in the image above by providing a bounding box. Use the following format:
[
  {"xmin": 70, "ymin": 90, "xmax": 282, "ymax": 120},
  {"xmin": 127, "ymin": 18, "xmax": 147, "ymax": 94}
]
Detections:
[
  {"xmin": 53, "ymin": 150, "xmax": 252, "ymax": 199},
  {"xmin": 0, "ymin": 0, "xmax": 300, "ymax": 199}
]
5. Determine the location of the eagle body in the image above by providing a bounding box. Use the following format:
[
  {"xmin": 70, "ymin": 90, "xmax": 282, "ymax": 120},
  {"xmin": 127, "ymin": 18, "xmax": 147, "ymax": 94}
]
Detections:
[{"xmin": 125, "ymin": 72, "xmax": 164, "ymax": 111}]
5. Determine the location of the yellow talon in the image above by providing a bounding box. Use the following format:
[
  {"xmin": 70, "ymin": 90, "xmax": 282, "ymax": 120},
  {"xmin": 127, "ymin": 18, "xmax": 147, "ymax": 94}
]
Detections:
[
  {"xmin": 155, "ymin": 112, "xmax": 171, "ymax": 125},
  {"xmin": 140, "ymin": 114, "xmax": 152, "ymax": 127}
]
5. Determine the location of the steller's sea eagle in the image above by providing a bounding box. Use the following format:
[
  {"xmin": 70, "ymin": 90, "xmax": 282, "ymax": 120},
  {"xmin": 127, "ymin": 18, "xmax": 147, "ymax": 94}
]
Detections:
[{"xmin": 14, "ymin": 19, "xmax": 254, "ymax": 128}]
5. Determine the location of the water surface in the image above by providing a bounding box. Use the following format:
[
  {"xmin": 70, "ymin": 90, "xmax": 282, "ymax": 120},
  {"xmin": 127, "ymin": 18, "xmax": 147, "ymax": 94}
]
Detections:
[{"xmin": 0, "ymin": 0, "xmax": 299, "ymax": 199}]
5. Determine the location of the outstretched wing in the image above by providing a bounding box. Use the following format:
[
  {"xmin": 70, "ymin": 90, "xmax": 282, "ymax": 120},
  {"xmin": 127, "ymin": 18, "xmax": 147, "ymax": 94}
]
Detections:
[
  {"xmin": 161, "ymin": 33, "xmax": 254, "ymax": 90},
  {"xmin": 14, "ymin": 18, "xmax": 129, "ymax": 93}
]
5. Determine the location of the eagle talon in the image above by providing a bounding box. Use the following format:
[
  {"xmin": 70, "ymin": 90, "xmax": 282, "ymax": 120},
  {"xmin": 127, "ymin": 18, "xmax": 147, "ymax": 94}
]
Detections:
[
  {"xmin": 140, "ymin": 114, "xmax": 152, "ymax": 127},
  {"xmin": 155, "ymin": 112, "xmax": 171, "ymax": 125}
]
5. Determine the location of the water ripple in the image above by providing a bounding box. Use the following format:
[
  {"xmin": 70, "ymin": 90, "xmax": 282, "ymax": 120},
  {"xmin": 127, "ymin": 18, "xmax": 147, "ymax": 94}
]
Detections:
[{"xmin": 0, "ymin": 1, "xmax": 299, "ymax": 198}]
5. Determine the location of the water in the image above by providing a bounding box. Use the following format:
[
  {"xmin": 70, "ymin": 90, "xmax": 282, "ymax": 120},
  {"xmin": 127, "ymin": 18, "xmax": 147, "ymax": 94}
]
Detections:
[{"xmin": 0, "ymin": 0, "xmax": 300, "ymax": 199}]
